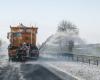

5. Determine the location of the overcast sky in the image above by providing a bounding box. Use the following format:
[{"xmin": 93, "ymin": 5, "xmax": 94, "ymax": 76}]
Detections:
[{"xmin": 0, "ymin": 0, "xmax": 100, "ymax": 44}]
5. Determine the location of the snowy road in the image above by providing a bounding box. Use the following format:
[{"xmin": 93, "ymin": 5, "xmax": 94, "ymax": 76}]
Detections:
[
  {"xmin": 0, "ymin": 50, "xmax": 100, "ymax": 80},
  {"xmin": 0, "ymin": 62, "xmax": 77, "ymax": 80},
  {"xmin": 0, "ymin": 50, "xmax": 77, "ymax": 80}
]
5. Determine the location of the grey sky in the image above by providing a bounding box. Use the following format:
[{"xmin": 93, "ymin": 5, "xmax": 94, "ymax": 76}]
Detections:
[{"xmin": 0, "ymin": 0, "xmax": 100, "ymax": 44}]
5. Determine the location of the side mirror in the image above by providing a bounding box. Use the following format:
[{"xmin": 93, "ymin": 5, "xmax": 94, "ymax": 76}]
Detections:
[
  {"xmin": 7, "ymin": 32, "xmax": 10, "ymax": 39},
  {"xmin": 7, "ymin": 33, "xmax": 9, "ymax": 39}
]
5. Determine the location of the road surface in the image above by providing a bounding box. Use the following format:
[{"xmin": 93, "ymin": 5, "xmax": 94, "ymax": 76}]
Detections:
[
  {"xmin": 0, "ymin": 62, "xmax": 77, "ymax": 80},
  {"xmin": 0, "ymin": 54, "xmax": 77, "ymax": 80}
]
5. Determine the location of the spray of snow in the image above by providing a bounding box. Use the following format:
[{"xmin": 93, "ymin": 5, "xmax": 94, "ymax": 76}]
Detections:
[{"xmin": 40, "ymin": 31, "xmax": 85, "ymax": 55}]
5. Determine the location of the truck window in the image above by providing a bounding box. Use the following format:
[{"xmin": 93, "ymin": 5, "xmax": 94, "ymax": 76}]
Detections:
[{"xmin": 13, "ymin": 32, "xmax": 22, "ymax": 37}]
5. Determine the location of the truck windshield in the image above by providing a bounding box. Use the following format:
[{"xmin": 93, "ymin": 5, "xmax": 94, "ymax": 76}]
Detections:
[{"xmin": 13, "ymin": 32, "xmax": 22, "ymax": 37}]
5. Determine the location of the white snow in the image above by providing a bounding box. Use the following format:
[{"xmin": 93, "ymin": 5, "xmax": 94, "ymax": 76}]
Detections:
[
  {"xmin": 47, "ymin": 61, "xmax": 100, "ymax": 80},
  {"xmin": 40, "ymin": 31, "xmax": 86, "ymax": 54}
]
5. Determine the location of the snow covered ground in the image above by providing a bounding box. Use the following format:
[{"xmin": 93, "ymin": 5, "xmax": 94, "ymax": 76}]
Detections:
[
  {"xmin": 36, "ymin": 52, "xmax": 100, "ymax": 80},
  {"xmin": 46, "ymin": 60, "xmax": 100, "ymax": 80}
]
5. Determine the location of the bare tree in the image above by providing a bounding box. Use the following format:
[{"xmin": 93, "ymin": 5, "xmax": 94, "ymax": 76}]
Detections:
[
  {"xmin": 58, "ymin": 20, "xmax": 79, "ymax": 34},
  {"xmin": 57, "ymin": 20, "xmax": 79, "ymax": 53}
]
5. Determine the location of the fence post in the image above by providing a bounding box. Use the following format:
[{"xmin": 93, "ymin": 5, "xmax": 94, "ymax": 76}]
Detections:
[
  {"xmin": 77, "ymin": 56, "xmax": 78, "ymax": 62},
  {"xmin": 82, "ymin": 57, "xmax": 84, "ymax": 62},
  {"xmin": 68, "ymin": 55, "xmax": 69, "ymax": 60},
  {"xmin": 72, "ymin": 56, "xmax": 73, "ymax": 61},
  {"xmin": 89, "ymin": 59, "xmax": 90, "ymax": 65},
  {"xmin": 96, "ymin": 60, "xmax": 98, "ymax": 66}
]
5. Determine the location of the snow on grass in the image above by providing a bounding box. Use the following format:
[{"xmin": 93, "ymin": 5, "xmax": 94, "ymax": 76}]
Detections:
[{"xmin": 47, "ymin": 61, "xmax": 100, "ymax": 80}]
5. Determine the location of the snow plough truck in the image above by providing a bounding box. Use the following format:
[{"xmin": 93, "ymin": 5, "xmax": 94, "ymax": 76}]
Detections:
[{"xmin": 7, "ymin": 23, "xmax": 39, "ymax": 61}]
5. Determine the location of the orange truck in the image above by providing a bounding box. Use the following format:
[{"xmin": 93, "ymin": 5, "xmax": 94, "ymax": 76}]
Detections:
[{"xmin": 7, "ymin": 23, "xmax": 39, "ymax": 61}]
